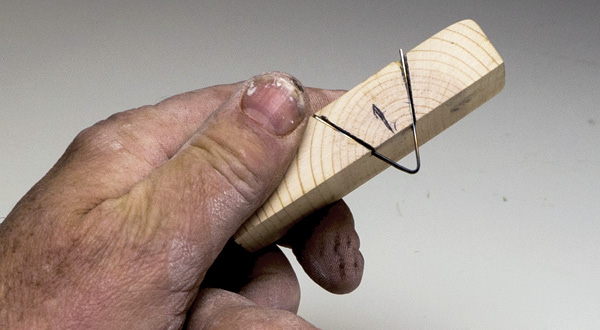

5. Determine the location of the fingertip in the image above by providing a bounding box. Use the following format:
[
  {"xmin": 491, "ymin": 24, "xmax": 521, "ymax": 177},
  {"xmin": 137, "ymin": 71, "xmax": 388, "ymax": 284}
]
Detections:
[
  {"xmin": 189, "ymin": 288, "xmax": 317, "ymax": 329},
  {"xmin": 287, "ymin": 200, "xmax": 364, "ymax": 294},
  {"xmin": 239, "ymin": 246, "xmax": 301, "ymax": 313},
  {"xmin": 201, "ymin": 242, "xmax": 301, "ymax": 313}
]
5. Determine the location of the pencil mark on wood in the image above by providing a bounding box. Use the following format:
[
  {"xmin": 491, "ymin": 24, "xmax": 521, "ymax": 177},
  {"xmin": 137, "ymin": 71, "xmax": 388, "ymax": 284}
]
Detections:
[{"xmin": 372, "ymin": 104, "xmax": 395, "ymax": 133}]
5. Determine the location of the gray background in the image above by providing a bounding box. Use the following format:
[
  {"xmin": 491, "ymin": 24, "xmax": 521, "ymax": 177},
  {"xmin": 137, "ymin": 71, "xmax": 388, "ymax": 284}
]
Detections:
[{"xmin": 2, "ymin": 1, "xmax": 599, "ymax": 329}]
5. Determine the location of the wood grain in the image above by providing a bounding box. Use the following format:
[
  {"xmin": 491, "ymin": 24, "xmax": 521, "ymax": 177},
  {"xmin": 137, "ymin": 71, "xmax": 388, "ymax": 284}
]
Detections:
[{"xmin": 234, "ymin": 19, "xmax": 505, "ymax": 251}]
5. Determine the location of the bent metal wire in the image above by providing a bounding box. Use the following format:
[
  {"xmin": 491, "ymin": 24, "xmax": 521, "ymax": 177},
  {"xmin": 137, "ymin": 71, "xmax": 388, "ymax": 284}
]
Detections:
[{"xmin": 312, "ymin": 49, "xmax": 421, "ymax": 174}]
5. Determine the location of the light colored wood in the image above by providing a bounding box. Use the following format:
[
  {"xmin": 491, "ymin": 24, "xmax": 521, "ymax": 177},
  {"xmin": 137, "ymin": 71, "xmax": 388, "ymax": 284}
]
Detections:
[{"xmin": 234, "ymin": 19, "xmax": 505, "ymax": 251}]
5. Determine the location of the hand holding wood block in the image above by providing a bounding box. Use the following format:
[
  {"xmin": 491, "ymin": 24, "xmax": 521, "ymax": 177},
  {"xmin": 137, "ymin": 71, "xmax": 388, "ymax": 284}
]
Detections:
[{"xmin": 234, "ymin": 19, "xmax": 505, "ymax": 251}]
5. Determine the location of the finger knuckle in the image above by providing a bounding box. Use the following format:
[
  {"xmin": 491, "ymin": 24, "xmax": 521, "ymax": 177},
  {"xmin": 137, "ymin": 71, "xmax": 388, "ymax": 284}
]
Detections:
[
  {"xmin": 189, "ymin": 134, "xmax": 264, "ymax": 205},
  {"xmin": 68, "ymin": 106, "xmax": 165, "ymax": 167}
]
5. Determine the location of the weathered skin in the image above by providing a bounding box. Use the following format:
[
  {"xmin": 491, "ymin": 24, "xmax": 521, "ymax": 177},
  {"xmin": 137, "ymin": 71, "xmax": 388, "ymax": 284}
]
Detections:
[{"xmin": 0, "ymin": 72, "xmax": 363, "ymax": 329}]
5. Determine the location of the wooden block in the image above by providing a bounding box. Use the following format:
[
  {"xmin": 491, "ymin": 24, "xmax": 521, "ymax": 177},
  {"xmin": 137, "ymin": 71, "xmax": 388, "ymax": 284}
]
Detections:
[{"xmin": 234, "ymin": 19, "xmax": 505, "ymax": 251}]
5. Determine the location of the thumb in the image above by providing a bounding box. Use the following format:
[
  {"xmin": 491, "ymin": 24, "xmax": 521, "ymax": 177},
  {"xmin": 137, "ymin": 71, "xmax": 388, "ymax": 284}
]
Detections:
[{"xmin": 107, "ymin": 72, "xmax": 309, "ymax": 268}]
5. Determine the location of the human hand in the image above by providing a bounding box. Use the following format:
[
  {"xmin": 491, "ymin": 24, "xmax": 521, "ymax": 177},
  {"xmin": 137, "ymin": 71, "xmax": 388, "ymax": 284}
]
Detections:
[{"xmin": 0, "ymin": 72, "xmax": 364, "ymax": 329}]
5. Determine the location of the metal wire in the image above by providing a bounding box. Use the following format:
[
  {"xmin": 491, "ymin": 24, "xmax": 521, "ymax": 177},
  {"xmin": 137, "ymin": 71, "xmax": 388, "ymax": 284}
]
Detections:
[{"xmin": 312, "ymin": 49, "xmax": 421, "ymax": 174}]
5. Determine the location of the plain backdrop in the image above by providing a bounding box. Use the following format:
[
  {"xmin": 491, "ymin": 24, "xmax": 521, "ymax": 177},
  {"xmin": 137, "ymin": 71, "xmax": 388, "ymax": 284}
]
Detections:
[{"xmin": 2, "ymin": 1, "xmax": 599, "ymax": 329}]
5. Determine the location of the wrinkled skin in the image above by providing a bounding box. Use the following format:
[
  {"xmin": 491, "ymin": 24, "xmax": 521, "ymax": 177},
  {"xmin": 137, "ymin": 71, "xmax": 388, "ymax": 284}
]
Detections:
[{"xmin": 0, "ymin": 72, "xmax": 364, "ymax": 329}]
